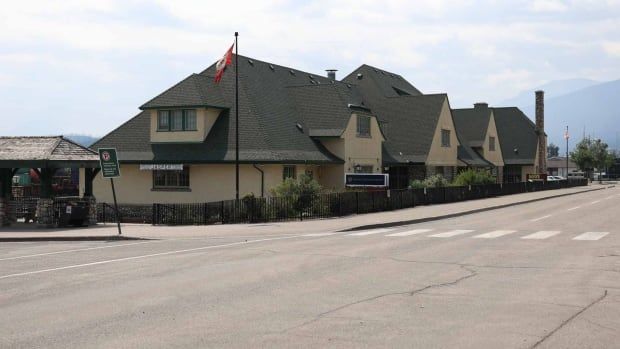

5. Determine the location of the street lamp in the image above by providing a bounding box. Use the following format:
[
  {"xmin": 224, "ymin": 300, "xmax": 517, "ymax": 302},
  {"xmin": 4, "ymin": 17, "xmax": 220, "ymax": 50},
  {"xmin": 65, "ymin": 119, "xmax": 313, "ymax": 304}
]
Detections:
[{"xmin": 564, "ymin": 126, "xmax": 570, "ymax": 180}]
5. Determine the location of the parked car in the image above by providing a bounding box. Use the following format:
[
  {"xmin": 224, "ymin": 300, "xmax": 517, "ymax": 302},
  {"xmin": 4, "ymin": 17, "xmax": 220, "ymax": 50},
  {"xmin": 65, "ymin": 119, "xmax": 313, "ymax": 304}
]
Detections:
[
  {"xmin": 547, "ymin": 176, "xmax": 563, "ymax": 181},
  {"xmin": 567, "ymin": 172, "xmax": 585, "ymax": 179}
]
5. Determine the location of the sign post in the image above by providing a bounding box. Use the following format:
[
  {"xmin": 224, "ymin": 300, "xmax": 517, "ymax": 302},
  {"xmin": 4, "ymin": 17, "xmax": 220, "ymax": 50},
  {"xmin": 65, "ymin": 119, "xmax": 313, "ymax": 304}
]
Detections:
[{"xmin": 98, "ymin": 148, "xmax": 122, "ymax": 235}]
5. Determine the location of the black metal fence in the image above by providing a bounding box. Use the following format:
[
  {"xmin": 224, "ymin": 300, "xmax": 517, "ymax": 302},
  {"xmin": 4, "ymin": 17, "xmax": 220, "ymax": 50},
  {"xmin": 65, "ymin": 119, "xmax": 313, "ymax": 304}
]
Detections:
[
  {"xmin": 97, "ymin": 203, "xmax": 152, "ymax": 224},
  {"xmin": 150, "ymin": 179, "xmax": 588, "ymax": 226}
]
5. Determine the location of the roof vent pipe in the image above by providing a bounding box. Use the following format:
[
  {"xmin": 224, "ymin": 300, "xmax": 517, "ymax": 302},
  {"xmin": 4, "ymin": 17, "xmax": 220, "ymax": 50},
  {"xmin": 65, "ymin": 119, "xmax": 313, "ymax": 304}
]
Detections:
[{"xmin": 326, "ymin": 69, "xmax": 337, "ymax": 80}]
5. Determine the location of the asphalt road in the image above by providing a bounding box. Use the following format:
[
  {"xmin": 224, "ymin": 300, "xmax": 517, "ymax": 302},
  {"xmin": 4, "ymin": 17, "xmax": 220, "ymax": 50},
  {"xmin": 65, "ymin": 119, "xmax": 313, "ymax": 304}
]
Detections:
[{"xmin": 1, "ymin": 187, "xmax": 619, "ymax": 348}]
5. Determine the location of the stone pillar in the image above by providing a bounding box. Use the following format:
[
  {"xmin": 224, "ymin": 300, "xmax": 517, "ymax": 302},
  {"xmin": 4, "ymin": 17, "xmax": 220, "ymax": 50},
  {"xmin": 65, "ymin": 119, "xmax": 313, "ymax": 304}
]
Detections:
[
  {"xmin": 36, "ymin": 198, "xmax": 55, "ymax": 228},
  {"xmin": 0, "ymin": 198, "xmax": 8, "ymax": 227},
  {"xmin": 86, "ymin": 196, "xmax": 98, "ymax": 226},
  {"xmin": 535, "ymin": 90, "xmax": 547, "ymax": 173}
]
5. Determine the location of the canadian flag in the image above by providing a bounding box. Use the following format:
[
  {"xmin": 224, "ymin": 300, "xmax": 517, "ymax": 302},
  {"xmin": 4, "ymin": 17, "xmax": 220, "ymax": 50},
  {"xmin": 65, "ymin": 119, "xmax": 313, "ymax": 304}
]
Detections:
[{"xmin": 214, "ymin": 44, "xmax": 234, "ymax": 83}]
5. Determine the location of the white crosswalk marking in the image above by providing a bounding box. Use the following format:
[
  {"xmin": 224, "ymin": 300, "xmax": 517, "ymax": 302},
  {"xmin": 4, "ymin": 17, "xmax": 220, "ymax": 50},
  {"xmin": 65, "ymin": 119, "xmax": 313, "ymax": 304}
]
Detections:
[
  {"xmin": 348, "ymin": 228, "xmax": 395, "ymax": 236},
  {"xmin": 530, "ymin": 215, "xmax": 552, "ymax": 222},
  {"xmin": 521, "ymin": 231, "xmax": 561, "ymax": 240},
  {"xmin": 430, "ymin": 230, "xmax": 474, "ymax": 238},
  {"xmin": 573, "ymin": 232, "xmax": 609, "ymax": 241},
  {"xmin": 386, "ymin": 229, "xmax": 433, "ymax": 237},
  {"xmin": 473, "ymin": 230, "xmax": 516, "ymax": 239},
  {"xmin": 567, "ymin": 206, "xmax": 581, "ymax": 211},
  {"xmin": 303, "ymin": 233, "xmax": 337, "ymax": 237}
]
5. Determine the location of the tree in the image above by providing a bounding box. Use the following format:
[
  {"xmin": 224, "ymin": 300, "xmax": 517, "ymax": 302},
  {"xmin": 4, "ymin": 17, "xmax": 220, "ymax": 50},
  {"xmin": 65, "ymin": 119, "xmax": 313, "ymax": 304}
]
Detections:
[
  {"xmin": 570, "ymin": 138, "xmax": 614, "ymax": 182},
  {"xmin": 547, "ymin": 143, "xmax": 560, "ymax": 158},
  {"xmin": 570, "ymin": 138, "xmax": 594, "ymax": 175}
]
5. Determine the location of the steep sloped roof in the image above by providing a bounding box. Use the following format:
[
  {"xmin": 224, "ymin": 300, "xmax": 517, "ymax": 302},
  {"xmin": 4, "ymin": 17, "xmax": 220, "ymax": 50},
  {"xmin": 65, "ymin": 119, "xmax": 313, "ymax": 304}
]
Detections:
[
  {"xmin": 492, "ymin": 107, "xmax": 539, "ymax": 165},
  {"xmin": 140, "ymin": 74, "xmax": 227, "ymax": 109},
  {"xmin": 0, "ymin": 136, "xmax": 99, "ymax": 167},
  {"xmin": 457, "ymin": 145, "xmax": 493, "ymax": 167},
  {"xmin": 342, "ymin": 64, "xmax": 422, "ymax": 98},
  {"xmin": 374, "ymin": 94, "xmax": 448, "ymax": 165},
  {"xmin": 452, "ymin": 106, "xmax": 492, "ymax": 147},
  {"xmin": 93, "ymin": 55, "xmax": 347, "ymax": 164}
]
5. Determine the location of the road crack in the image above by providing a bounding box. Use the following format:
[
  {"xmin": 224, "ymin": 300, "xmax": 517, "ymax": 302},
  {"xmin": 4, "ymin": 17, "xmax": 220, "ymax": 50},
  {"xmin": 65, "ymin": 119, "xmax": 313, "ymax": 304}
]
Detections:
[
  {"xmin": 282, "ymin": 265, "xmax": 477, "ymax": 333},
  {"xmin": 530, "ymin": 290, "xmax": 608, "ymax": 348}
]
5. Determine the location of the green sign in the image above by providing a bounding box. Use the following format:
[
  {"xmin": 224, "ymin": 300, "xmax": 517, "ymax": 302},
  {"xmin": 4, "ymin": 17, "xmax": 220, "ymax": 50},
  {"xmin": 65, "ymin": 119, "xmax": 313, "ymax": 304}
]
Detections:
[{"xmin": 98, "ymin": 148, "xmax": 120, "ymax": 178}]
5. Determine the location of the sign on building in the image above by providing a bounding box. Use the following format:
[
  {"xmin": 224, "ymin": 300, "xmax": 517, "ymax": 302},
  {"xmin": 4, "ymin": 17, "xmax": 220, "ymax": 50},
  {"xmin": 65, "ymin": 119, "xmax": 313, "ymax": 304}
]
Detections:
[
  {"xmin": 345, "ymin": 173, "xmax": 389, "ymax": 187},
  {"xmin": 98, "ymin": 148, "xmax": 120, "ymax": 178},
  {"xmin": 526, "ymin": 173, "xmax": 547, "ymax": 182},
  {"xmin": 139, "ymin": 164, "xmax": 184, "ymax": 171}
]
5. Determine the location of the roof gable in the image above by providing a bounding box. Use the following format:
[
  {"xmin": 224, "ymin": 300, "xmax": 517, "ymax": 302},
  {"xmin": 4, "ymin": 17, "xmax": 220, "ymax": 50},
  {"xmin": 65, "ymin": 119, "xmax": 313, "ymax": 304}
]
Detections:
[
  {"xmin": 452, "ymin": 106, "xmax": 492, "ymax": 146},
  {"xmin": 492, "ymin": 107, "xmax": 539, "ymax": 164}
]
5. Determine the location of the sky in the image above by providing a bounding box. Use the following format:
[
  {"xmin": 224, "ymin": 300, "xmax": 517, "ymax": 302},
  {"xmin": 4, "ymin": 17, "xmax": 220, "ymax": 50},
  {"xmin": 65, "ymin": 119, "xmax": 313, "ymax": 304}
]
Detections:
[{"xmin": 1, "ymin": 0, "xmax": 619, "ymax": 137}]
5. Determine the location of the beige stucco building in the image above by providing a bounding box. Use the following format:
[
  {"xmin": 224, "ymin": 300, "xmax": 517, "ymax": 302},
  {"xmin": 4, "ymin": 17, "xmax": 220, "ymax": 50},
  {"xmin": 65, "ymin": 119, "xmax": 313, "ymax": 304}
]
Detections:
[{"xmin": 89, "ymin": 55, "xmax": 541, "ymax": 204}]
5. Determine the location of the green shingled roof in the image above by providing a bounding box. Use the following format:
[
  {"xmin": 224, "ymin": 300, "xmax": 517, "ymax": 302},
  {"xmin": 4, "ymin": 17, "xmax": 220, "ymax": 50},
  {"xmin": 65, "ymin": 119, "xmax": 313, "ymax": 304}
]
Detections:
[{"xmin": 492, "ymin": 107, "xmax": 539, "ymax": 165}]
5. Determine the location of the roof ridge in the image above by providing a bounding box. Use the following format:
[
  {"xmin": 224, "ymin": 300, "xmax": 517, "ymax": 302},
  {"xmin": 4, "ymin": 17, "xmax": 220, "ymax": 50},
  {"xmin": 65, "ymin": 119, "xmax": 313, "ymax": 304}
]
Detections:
[
  {"xmin": 57, "ymin": 135, "xmax": 99, "ymax": 155},
  {"xmin": 48, "ymin": 136, "xmax": 63, "ymax": 157}
]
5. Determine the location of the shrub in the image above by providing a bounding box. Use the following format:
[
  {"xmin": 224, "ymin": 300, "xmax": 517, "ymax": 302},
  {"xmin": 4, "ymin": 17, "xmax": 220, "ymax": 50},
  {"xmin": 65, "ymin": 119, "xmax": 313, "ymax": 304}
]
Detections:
[
  {"xmin": 425, "ymin": 174, "xmax": 449, "ymax": 188},
  {"xmin": 409, "ymin": 180, "xmax": 426, "ymax": 189},
  {"xmin": 409, "ymin": 174, "xmax": 450, "ymax": 189},
  {"xmin": 270, "ymin": 174, "xmax": 323, "ymax": 215},
  {"xmin": 453, "ymin": 168, "xmax": 496, "ymax": 186}
]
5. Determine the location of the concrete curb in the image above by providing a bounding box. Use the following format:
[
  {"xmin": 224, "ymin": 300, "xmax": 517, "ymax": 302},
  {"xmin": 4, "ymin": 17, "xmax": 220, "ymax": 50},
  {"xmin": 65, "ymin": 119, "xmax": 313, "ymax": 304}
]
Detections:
[
  {"xmin": 344, "ymin": 186, "xmax": 611, "ymax": 232},
  {"xmin": 0, "ymin": 235, "xmax": 150, "ymax": 242}
]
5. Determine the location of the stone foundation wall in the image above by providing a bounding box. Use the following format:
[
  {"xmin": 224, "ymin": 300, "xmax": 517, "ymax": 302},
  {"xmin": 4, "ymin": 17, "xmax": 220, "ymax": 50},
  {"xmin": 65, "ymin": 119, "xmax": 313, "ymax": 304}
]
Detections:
[
  {"xmin": 0, "ymin": 198, "xmax": 7, "ymax": 227},
  {"xmin": 36, "ymin": 198, "xmax": 55, "ymax": 228},
  {"xmin": 86, "ymin": 197, "xmax": 97, "ymax": 226}
]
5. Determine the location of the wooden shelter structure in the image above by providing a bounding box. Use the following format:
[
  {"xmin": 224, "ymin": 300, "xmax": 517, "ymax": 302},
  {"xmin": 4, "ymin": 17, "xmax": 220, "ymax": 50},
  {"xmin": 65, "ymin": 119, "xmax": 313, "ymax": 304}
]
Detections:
[{"xmin": 0, "ymin": 136, "xmax": 100, "ymax": 227}]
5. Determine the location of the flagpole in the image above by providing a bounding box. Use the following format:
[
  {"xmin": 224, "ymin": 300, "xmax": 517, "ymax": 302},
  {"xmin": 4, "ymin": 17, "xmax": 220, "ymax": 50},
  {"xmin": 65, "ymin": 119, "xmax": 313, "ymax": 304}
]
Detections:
[{"xmin": 235, "ymin": 32, "xmax": 239, "ymax": 200}]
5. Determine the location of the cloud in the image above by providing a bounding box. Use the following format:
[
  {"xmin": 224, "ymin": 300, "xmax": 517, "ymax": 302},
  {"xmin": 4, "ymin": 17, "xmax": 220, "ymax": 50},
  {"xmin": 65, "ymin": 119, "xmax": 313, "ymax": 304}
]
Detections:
[
  {"xmin": 602, "ymin": 41, "xmax": 620, "ymax": 57},
  {"xmin": 1, "ymin": 0, "xmax": 620, "ymax": 135},
  {"xmin": 530, "ymin": 0, "xmax": 568, "ymax": 13}
]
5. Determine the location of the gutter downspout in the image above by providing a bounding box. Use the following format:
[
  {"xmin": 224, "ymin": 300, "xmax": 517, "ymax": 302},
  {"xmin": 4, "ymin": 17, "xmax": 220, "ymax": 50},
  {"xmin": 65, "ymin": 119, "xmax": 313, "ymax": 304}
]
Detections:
[{"xmin": 252, "ymin": 164, "xmax": 264, "ymax": 197}]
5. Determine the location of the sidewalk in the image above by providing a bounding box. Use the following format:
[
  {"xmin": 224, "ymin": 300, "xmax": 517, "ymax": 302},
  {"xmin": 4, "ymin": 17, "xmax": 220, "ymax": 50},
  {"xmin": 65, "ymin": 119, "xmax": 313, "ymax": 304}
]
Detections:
[{"xmin": 0, "ymin": 184, "xmax": 611, "ymax": 241}]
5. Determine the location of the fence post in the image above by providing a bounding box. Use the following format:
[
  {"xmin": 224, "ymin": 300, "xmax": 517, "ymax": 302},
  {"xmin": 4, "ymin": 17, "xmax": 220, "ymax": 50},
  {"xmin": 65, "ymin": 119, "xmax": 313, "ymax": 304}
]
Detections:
[
  {"xmin": 356, "ymin": 191, "xmax": 359, "ymax": 214},
  {"xmin": 151, "ymin": 204, "xmax": 156, "ymax": 225},
  {"xmin": 220, "ymin": 200, "xmax": 224, "ymax": 224}
]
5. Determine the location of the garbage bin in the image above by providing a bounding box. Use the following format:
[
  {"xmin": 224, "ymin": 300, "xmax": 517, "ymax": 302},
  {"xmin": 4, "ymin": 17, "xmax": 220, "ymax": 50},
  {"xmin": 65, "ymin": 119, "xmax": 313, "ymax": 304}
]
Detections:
[{"xmin": 57, "ymin": 200, "xmax": 89, "ymax": 227}]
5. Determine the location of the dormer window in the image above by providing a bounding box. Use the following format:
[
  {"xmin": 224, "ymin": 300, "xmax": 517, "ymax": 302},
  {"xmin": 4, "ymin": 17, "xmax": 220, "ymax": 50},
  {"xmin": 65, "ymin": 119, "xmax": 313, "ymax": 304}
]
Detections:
[
  {"xmin": 357, "ymin": 115, "xmax": 371, "ymax": 137},
  {"xmin": 157, "ymin": 109, "xmax": 197, "ymax": 131}
]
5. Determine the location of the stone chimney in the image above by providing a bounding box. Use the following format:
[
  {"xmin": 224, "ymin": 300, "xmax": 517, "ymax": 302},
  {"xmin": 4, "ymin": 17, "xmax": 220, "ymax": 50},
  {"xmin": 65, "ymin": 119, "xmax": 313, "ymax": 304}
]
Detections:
[
  {"xmin": 326, "ymin": 69, "xmax": 337, "ymax": 80},
  {"xmin": 535, "ymin": 90, "xmax": 547, "ymax": 173}
]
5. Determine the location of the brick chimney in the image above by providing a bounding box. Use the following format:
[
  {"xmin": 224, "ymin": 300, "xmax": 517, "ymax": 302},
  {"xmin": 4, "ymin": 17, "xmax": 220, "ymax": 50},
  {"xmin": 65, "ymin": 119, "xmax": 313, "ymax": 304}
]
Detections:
[{"xmin": 535, "ymin": 90, "xmax": 547, "ymax": 173}]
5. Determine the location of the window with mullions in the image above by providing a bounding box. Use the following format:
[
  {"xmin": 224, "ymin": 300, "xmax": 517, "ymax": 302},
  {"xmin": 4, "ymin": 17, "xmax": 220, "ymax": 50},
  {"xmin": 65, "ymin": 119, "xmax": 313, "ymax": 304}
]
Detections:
[
  {"xmin": 153, "ymin": 167, "xmax": 190, "ymax": 189},
  {"xmin": 489, "ymin": 136, "xmax": 496, "ymax": 151},
  {"xmin": 283, "ymin": 165, "xmax": 296, "ymax": 181},
  {"xmin": 357, "ymin": 115, "xmax": 371, "ymax": 137},
  {"xmin": 157, "ymin": 109, "xmax": 197, "ymax": 131}
]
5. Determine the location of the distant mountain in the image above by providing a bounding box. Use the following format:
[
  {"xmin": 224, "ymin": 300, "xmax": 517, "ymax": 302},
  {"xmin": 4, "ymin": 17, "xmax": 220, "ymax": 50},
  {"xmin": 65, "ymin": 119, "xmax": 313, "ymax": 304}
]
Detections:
[
  {"xmin": 507, "ymin": 79, "xmax": 620, "ymax": 150},
  {"xmin": 65, "ymin": 134, "xmax": 99, "ymax": 148},
  {"xmin": 501, "ymin": 78, "xmax": 600, "ymax": 108}
]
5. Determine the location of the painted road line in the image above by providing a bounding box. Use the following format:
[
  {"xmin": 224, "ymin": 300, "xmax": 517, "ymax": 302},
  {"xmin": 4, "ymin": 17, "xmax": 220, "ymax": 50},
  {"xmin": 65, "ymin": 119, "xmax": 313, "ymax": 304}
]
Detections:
[
  {"xmin": 567, "ymin": 206, "xmax": 581, "ymax": 211},
  {"xmin": 590, "ymin": 200, "xmax": 601, "ymax": 204},
  {"xmin": 386, "ymin": 229, "xmax": 433, "ymax": 237},
  {"xmin": 430, "ymin": 230, "xmax": 475, "ymax": 238},
  {"xmin": 0, "ymin": 240, "xmax": 162, "ymax": 262},
  {"xmin": 521, "ymin": 231, "xmax": 561, "ymax": 240},
  {"xmin": 473, "ymin": 230, "xmax": 517, "ymax": 239},
  {"xmin": 573, "ymin": 232, "xmax": 609, "ymax": 241},
  {"xmin": 303, "ymin": 233, "xmax": 338, "ymax": 237},
  {"xmin": 348, "ymin": 228, "xmax": 395, "ymax": 236},
  {"xmin": 0, "ymin": 235, "xmax": 302, "ymax": 280},
  {"xmin": 530, "ymin": 215, "xmax": 552, "ymax": 222}
]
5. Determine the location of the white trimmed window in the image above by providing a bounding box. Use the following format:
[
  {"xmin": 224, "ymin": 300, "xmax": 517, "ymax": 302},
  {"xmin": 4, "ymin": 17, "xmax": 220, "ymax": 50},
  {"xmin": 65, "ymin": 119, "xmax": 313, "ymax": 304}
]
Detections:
[
  {"xmin": 157, "ymin": 109, "xmax": 197, "ymax": 131},
  {"xmin": 153, "ymin": 167, "xmax": 190, "ymax": 189}
]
